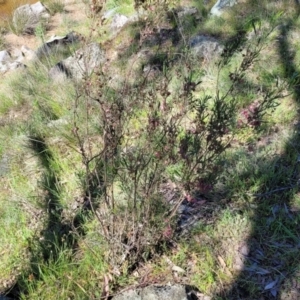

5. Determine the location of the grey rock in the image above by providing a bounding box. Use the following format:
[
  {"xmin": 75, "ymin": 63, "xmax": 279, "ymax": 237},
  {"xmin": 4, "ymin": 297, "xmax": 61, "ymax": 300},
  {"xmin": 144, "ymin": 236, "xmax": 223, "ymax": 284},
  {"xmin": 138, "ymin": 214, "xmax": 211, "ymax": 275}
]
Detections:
[
  {"xmin": 20, "ymin": 45, "xmax": 37, "ymax": 61},
  {"xmin": 177, "ymin": 6, "xmax": 199, "ymax": 19},
  {"xmin": 12, "ymin": 1, "xmax": 50, "ymax": 34},
  {"xmin": 112, "ymin": 284, "xmax": 199, "ymax": 300},
  {"xmin": 189, "ymin": 35, "xmax": 223, "ymax": 60},
  {"xmin": 0, "ymin": 50, "xmax": 11, "ymax": 62},
  {"xmin": 210, "ymin": 0, "xmax": 237, "ymax": 16},
  {"xmin": 0, "ymin": 50, "xmax": 26, "ymax": 73},
  {"xmin": 110, "ymin": 14, "xmax": 129, "ymax": 32},
  {"xmin": 8, "ymin": 61, "xmax": 25, "ymax": 70},
  {"xmin": 102, "ymin": 8, "xmax": 117, "ymax": 21},
  {"xmin": 36, "ymin": 31, "xmax": 81, "ymax": 59},
  {"xmin": 174, "ymin": 6, "xmax": 201, "ymax": 31},
  {"xmin": 49, "ymin": 43, "xmax": 105, "ymax": 81},
  {"xmin": 12, "ymin": 46, "xmax": 37, "ymax": 63}
]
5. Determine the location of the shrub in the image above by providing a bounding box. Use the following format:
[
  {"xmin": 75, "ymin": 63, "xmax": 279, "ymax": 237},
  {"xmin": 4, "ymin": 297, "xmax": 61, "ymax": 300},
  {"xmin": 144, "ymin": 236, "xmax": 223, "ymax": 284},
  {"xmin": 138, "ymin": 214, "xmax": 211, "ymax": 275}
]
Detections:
[{"xmin": 68, "ymin": 12, "xmax": 288, "ymax": 273}]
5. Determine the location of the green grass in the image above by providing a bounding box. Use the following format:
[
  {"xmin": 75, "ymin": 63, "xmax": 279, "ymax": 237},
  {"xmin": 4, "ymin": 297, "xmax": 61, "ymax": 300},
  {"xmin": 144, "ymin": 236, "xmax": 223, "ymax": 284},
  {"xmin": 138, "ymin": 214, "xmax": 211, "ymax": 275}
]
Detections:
[
  {"xmin": 42, "ymin": 0, "xmax": 65, "ymax": 15},
  {"xmin": 105, "ymin": 0, "xmax": 134, "ymax": 15},
  {"xmin": 2, "ymin": 0, "xmax": 300, "ymax": 299}
]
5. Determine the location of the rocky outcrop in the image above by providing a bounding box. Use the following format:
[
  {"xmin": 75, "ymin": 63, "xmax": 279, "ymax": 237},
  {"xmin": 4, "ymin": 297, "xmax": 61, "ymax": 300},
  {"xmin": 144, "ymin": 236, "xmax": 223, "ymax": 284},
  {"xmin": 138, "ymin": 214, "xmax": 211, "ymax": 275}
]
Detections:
[
  {"xmin": 49, "ymin": 43, "xmax": 105, "ymax": 81},
  {"xmin": 0, "ymin": 50, "xmax": 25, "ymax": 73},
  {"xmin": 189, "ymin": 35, "xmax": 223, "ymax": 60},
  {"xmin": 210, "ymin": 0, "xmax": 237, "ymax": 16},
  {"xmin": 110, "ymin": 14, "xmax": 130, "ymax": 32},
  {"xmin": 36, "ymin": 31, "xmax": 82, "ymax": 59},
  {"xmin": 0, "ymin": 32, "xmax": 84, "ymax": 74},
  {"xmin": 172, "ymin": 6, "xmax": 201, "ymax": 31},
  {"xmin": 176, "ymin": 6, "xmax": 199, "ymax": 19},
  {"xmin": 112, "ymin": 284, "xmax": 208, "ymax": 300},
  {"xmin": 12, "ymin": 1, "xmax": 50, "ymax": 34}
]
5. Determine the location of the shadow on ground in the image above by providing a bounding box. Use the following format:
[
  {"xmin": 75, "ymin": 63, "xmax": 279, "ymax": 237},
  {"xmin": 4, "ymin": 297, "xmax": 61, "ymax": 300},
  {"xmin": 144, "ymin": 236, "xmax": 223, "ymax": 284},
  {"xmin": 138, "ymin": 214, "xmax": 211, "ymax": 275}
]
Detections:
[
  {"xmin": 5, "ymin": 136, "xmax": 102, "ymax": 299},
  {"xmin": 215, "ymin": 7, "xmax": 300, "ymax": 300}
]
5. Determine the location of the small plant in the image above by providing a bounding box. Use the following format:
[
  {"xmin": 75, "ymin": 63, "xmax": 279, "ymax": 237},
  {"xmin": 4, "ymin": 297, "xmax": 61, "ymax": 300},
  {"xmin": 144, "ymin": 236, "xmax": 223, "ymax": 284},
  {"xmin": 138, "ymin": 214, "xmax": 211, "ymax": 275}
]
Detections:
[
  {"xmin": 42, "ymin": 0, "xmax": 65, "ymax": 15},
  {"xmin": 90, "ymin": 0, "xmax": 106, "ymax": 15},
  {"xmin": 34, "ymin": 22, "xmax": 46, "ymax": 44}
]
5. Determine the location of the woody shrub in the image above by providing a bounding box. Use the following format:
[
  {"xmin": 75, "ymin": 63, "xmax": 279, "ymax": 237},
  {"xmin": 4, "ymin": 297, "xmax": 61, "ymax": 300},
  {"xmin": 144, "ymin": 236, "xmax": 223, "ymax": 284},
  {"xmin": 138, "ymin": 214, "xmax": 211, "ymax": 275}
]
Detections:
[{"xmin": 71, "ymin": 11, "xmax": 287, "ymax": 275}]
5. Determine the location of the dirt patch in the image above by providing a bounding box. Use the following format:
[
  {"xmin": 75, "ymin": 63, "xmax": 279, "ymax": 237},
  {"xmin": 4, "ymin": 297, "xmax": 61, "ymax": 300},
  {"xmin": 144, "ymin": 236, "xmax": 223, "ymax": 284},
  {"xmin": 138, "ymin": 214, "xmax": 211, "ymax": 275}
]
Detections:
[{"xmin": 4, "ymin": 32, "xmax": 38, "ymax": 51}]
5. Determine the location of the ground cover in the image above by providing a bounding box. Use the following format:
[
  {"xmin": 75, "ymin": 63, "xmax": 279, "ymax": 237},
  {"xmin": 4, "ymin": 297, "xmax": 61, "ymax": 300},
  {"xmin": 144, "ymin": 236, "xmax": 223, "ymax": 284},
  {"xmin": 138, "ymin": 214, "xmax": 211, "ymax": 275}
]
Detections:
[{"xmin": 1, "ymin": 0, "xmax": 300, "ymax": 299}]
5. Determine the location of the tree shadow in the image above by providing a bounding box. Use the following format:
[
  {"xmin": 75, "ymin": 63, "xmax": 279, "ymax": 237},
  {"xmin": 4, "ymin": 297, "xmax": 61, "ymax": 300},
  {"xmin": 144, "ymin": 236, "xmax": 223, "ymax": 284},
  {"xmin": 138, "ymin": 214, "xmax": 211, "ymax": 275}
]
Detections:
[
  {"xmin": 5, "ymin": 135, "xmax": 102, "ymax": 299},
  {"xmin": 214, "ymin": 7, "xmax": 300, "ymax": 300}
]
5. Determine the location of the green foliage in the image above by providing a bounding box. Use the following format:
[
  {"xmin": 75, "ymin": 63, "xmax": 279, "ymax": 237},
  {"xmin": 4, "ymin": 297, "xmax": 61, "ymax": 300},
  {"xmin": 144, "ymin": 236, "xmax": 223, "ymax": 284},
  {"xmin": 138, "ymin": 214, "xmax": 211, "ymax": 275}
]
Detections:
[
  {"xmin": 42, "ymin": 0, "xmax": 65, "ymax": 15},
  {"xmin": 1, "ymin": 0, "xmax": 300, "ymax": 298}
]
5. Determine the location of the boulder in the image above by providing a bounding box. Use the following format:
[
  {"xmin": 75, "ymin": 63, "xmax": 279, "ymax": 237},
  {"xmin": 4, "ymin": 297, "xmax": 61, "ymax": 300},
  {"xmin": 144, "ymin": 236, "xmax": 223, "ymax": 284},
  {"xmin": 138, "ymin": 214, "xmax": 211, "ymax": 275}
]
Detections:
[
  {"xmin": 176, "ymin": 6, "xmax": 199, "ymax": 19},
  {"xmin": 112, "ymin": 284, "xmax": 202, "ymax": 300},
  {"xmin": 210, "ymin": 0, "xmax": 237, "ymax": 16},
  {"xmin": 49, "ymin": 43, "xmax": 105, "ymax": 81},
  {"xmin": 110, "ymin": 14, "xmax": 130, "ymax": 32},
  {"xmin": 189, "ymin": 35, "xmax": 223, "ymax": 60},
  {"xmin": 36, "ymin": 31, "xmax": 81, "ymax": 59},
  {"xmin": 20, "ymin": 45, "xmax": 37, "ymax": 61},
  {"xmin": 0, "ymin": 50, "xmax": 10, "ymax": 62},
  {"xmin": 12, "ymin": 1, "xmax": 50, "ymax": 34},
  {"xmin": 0, "ymin": 50, "xmax": 25, "ymax": 73},
  {"xmin": 173, "ymin": 6, "xmax": 201, "ymax": 32},
  {"xmin": 12, "ymin": 46, "xmax": 37, "ymax": 63},
  {"xmin": 102, "ymin": 8, "xmax": 117, "ymax": 21}
]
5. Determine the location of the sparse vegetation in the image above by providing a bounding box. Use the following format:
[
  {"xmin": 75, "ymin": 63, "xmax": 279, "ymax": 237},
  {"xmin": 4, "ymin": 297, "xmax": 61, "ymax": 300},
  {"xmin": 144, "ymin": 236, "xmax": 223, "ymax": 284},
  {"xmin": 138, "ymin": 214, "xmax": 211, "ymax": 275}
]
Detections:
[
  {"xmin": 42, "ymin": 0, "xmax": 65, "ymax": 15},
  {"xmin": 1, "ymin": 0, "xmax": 300, "ymax": 299}
]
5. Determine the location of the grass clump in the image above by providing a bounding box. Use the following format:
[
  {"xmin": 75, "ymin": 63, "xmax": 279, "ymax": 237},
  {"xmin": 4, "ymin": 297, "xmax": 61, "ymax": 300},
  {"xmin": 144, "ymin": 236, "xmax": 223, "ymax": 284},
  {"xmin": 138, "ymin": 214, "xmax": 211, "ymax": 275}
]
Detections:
[{"xmin": 42, "ymin": 0, "xmax": 65, "ymax": 15}]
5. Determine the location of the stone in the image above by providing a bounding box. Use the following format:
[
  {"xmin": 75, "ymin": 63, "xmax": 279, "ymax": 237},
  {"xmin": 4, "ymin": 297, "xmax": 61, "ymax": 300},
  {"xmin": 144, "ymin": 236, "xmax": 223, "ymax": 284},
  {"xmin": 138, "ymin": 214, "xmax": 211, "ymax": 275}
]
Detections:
[
  {"xmin": 189, "ymin": 35, "xmax": 223, "ymax": 60},
  {"xmin": 12, "ymin": 1, "xmax": 50, "ymax": 34},
  {"xmin": 8, "ymin": 61, "xmax": 25, "ymax": 70},
  {"xmin": 176, "ymin": 6, "xmax": 199, "ymax": 19},
  {"xmin": 170, "ymin": 6, "xmax": 201, "ymax": 32},
  {"xmin": 20, "ymin": 45, "xmax": 37, "ymax": 61},
  {"xmin": 0, "ymin": 50, "xmax": 11, "ymax": 62},
  {"xmin": 36, "ymin": 31, "xmax": 81, "ymax": 59},
  {"xmin": 112, "ymin": 284, "xmax": 200, "ymax": 300},
  {"xmin": 0, "ymin": 50, "xmax": 26, "ymax": 73},
  {"xmin": 210, "ymin": 0, "xmax": 237, "ymax": 16},
  {"xmin": 110, "ymin": 14, "xmax": 129, "ymax": 32},
  {"xmin": 102, "ymin": 8, "xmax": 117, "ymax": 21},
  {"xmin": 49, "ymin": 43, "xmax": 105, "ymax": 81},
  {"xmin": 12, "ymin": 46, "xmax": 37, "ymax": 63}
]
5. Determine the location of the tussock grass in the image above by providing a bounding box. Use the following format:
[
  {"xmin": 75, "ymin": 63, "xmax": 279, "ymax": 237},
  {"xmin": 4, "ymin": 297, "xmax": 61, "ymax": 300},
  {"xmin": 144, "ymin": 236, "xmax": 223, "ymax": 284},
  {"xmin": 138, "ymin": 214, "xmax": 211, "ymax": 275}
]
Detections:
[{"xmin": 42, "ymin": 0, "xmax": 65, "ymax": 15}]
